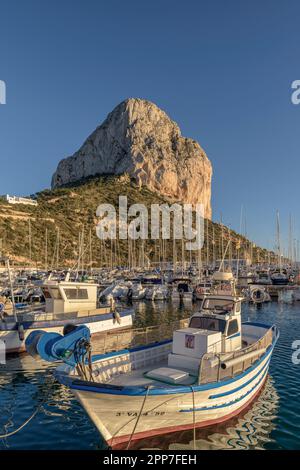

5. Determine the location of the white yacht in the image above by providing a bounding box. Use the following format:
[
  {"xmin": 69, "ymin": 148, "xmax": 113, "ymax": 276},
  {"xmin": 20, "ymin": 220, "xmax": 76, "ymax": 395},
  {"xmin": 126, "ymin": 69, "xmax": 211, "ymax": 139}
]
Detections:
[
  {"xmin": 170, "ymin": 277, "xmax": 193, "ymax": 302},
  {"xmin": 145, "ymin": 285, "xmax": 169, "ymax": 301}
]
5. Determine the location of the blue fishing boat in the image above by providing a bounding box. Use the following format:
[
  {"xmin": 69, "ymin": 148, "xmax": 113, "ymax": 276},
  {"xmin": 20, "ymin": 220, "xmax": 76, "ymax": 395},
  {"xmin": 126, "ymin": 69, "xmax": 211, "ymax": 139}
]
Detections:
[{"xmin": 25, "ymin": 289, "xmax": 279, "ymax": 449}]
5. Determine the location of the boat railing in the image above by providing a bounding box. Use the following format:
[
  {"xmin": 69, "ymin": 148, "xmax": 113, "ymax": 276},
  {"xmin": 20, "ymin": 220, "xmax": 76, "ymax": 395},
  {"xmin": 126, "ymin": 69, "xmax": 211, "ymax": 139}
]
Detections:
[
  {"xmin": 91, "ymin": 318, "xmax": 190, "ymax": 355},
  {"xmin": 9, "ymin": 305, "xmax": 115, "ymax": 323},
  {"xmin": 198, "ymin": 324, "xmax": 277, "ymax": 385}
]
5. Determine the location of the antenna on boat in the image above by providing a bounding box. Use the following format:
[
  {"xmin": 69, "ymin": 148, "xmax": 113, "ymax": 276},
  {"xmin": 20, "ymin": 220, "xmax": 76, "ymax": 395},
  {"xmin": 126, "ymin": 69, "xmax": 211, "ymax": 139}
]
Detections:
[{"xmin": 218, "ymin": 240, "xmax": 231, "ymax": 272}]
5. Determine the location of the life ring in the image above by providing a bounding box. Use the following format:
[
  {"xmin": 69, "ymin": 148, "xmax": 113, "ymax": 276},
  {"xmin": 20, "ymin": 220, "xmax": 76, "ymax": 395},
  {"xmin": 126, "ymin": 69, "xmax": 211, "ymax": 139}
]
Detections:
[{"xmin": 250, "ymin": 288, "xmax": 265, "ymax": 304}]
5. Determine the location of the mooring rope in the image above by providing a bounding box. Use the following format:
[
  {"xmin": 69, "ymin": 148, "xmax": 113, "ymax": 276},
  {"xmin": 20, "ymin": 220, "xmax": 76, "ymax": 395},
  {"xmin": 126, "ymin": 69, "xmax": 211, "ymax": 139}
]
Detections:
[
  {"xmin": 0, "ymin": 374, "xmax": 55, "ymax": 440},
  {"xmin": 126, "ymin": 385, "xmax": 151, "ymax": 450},
  {"xmin": 190, "ymin": 385, "xmax": 196, "ymax": 450},
  {"xmin": 0, "ymin": 404, "xmax": 42, "ymax": 439},
  {"xmin": 73, "ymin": 338, "xmax": 94, "ymax": 382}
]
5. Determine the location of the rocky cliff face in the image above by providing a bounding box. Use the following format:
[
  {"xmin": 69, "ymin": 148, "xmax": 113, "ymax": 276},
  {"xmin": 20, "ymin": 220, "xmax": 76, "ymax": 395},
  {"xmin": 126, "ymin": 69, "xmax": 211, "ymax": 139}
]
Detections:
[{"xmin": 51, "ymin": 98, "xmax": 212, "ymax": 218}]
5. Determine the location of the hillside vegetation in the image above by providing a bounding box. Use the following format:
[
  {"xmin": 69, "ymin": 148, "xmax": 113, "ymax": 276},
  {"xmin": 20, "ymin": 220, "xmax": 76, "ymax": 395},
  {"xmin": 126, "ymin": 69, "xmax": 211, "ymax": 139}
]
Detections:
[{"xmin": 0, "ymin": 175, "xmax": 273, "ymax": 268}]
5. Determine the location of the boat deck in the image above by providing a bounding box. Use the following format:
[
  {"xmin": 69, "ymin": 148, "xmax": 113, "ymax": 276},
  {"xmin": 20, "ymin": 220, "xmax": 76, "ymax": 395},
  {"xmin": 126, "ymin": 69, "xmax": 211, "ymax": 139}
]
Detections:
[
  {"xmin": 86, "ymin": 324, "xmax": 272, "ymax": 389},
  {"xmin": 105, "ymin": 361, "xmax": 197, "ymax": 387}
]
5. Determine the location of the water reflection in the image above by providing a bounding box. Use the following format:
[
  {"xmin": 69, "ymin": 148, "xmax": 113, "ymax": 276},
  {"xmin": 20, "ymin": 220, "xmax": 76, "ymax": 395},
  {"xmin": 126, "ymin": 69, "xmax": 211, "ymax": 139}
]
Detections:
[
  {"xmin": 134, "ymin": 299, "xmax": 196, "ymax": 328},
  {"xmin": 0, "ymin": 353, "xmax": 98, "ymax": 449}
]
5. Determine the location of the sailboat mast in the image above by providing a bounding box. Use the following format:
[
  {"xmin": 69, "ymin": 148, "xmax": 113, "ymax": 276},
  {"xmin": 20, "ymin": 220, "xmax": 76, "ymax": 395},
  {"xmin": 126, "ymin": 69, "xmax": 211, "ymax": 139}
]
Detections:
[
  {"xmin": 276, "ymin": 210, "xmax": 282, "ymax": 273},
  {"xmin": 45, "ymin": 227, "xmax": 48, "ymax": 271},
  {"xmin": 28, "ymin": 219, "xmax": 32, "ymax": 266},
  {"xmin": 6, "ymin": 259, "xmax": 17, "ymax": 323}
]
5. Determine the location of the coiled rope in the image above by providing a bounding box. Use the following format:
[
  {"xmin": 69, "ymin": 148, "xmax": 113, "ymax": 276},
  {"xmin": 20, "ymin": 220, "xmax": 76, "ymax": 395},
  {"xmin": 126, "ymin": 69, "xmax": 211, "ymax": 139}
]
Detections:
[{"xmin": 73, "ymin": 338, "xmax": 94, "ymax": 382}]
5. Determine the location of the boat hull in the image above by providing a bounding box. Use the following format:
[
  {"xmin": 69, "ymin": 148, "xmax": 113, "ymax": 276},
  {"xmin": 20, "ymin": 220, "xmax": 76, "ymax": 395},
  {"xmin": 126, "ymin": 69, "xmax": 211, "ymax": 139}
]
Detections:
[
  {"xmin": 68, "ymin": 342, "xmax": 273, "ymax": 448},
  {"xmin": 0, "ymin": 310, "xmax": 133, "ymax": 354},
  {"xmin": 108, "ymin": 375, "xmax": 267, "ymax": 448}
]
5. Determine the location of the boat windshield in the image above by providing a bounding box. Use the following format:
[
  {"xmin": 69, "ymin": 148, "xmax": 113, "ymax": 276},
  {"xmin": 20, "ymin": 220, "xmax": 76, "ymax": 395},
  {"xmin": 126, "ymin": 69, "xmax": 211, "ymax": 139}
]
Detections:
[
  {"xmin": 202, "ymin": 298, "xmax": 234, "ymax": 313},
  {"xmin": 189, "ymin": 315, "xmax": 226, "ymax": 333}
]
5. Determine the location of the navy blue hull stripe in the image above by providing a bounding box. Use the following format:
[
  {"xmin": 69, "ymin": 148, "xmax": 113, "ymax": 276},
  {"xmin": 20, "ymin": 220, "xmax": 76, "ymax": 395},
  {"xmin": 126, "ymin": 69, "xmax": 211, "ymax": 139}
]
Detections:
[
  {"xmin": 208, "ymin": 357, "xmax": 270, "ymax": 399},
  {"xmin": 180, "ymin": 367, "xmax": 268, "ymax": 412}
]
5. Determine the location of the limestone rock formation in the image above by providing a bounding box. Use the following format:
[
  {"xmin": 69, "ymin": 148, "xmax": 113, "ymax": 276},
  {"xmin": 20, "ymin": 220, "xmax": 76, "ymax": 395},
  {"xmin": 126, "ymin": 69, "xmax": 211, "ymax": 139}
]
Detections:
[{"xmin": 51, "ymin": 98, "xmax": 212, "ymax": 218}]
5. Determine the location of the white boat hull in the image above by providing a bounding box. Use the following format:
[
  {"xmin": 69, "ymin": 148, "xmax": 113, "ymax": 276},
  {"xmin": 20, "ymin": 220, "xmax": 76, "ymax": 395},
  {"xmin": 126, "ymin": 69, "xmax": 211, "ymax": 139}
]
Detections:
[
  {"xmin": 64, "ymin": 338, "xmax": 274, "ymax": 448},
  {"xmin": 0, "ymin": 311, "xmax": 133, "ymax": 354}
]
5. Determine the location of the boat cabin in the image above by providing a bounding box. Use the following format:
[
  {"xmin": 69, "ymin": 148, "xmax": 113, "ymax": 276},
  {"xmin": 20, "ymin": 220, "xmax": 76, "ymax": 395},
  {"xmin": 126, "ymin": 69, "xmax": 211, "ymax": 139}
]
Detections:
[
  {"xmin": 210, "ymin": 271, "xmax": 236, "ymax": 296},
  {"xmin": 168, "ymin": 294, "xmax": 243, "ymax": 372},
  {"xmin": 192, "ymin": 295, "xmax": 242, "ymax": 350},
  {"xmin": 42, "ymin": 280, "xmax": 98, "ymax": 314},
  {"xmin": 255, "ymin": 271, "xmax": 272, "ymax": 285},
  {"xmin": 170, "ymin": 276, "xmax": 192, "ymax": 292}
]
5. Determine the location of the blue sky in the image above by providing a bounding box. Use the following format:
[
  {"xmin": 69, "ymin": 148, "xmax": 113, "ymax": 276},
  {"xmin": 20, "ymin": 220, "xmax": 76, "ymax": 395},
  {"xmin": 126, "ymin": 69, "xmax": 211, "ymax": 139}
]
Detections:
[{"xmin": 0, "ymin": 0, "xmax": 299, "ymax": 252}]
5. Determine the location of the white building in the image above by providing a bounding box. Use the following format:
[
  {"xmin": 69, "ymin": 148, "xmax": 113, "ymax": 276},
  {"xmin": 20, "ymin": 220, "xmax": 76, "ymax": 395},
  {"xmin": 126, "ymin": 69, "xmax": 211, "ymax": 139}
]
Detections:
[{"xmin": 6, "ymin": 194, "xmax": 38, "ymax": 206}]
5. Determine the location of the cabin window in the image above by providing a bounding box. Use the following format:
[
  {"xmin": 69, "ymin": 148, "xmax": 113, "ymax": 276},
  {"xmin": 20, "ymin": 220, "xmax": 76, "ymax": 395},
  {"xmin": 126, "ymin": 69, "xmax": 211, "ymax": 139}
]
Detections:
[
  {"xmin": 64, "ymin": 288, "xmax": 88, "ymax": 300},
  {"xmin": 189, "ymin": 316, "xmax": 226, "ymax": 333},
  {"xmin": 177, "ymin": 283, "xmax": 189, "ymax": 292},
  {"xmin": 227, "ymin": 319, "xmax": 239, "ymax": 337}
]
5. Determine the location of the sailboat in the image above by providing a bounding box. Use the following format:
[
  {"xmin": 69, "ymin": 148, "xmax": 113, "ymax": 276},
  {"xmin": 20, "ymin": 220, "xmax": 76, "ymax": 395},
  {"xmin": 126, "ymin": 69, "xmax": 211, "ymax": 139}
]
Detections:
[{"xmin": 271, "ymin": 211, "xmax": 289, "ymax": 286}]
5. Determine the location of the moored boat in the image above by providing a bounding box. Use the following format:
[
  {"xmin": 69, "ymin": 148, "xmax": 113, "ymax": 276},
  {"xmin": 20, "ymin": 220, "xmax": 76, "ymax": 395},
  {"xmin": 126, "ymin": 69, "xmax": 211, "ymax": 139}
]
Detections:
[
  {"xmin": 247, "ymin": 285, "xmax": 271, "ymax": 304},
  {"xmin": 194, "ymin": 281, "xmax": 212, "ymax": 301},
  {"xmin": 145, "ymin": 285, "xmax": 169, "ymax": 301},
  {"xmin": 0, "ymin": 274, "xmax": 133, "ymax": 355},
  {"xmin": 170, "ymin": 277, "xmax": 193, "ymax": 302},
  {"xmin": 271, "ymin": 272, "xmax": 289, "ymax": 286},
  {"xmin": 25, "ymin": 289, "xmax": 279, "ymax": 449}
]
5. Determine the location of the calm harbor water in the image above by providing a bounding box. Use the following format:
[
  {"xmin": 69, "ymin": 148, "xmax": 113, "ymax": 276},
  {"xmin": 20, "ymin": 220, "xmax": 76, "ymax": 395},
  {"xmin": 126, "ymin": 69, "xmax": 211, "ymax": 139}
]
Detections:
[{"xmin": 1, "ymin": 300, "xmax": 300, "ymax": 450}]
